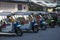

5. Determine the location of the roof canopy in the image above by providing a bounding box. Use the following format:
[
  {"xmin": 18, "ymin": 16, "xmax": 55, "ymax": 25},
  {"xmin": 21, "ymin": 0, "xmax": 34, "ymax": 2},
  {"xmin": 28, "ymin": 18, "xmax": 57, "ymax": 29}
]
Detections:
[
  {"xmin": 0, "ymin": 0, "xmax": 28, "ymax": 3},
  {"xmin": 14, "ymin": 11, "xmax": 48, "ymax": 15},
  {"xmin": 0, "ymin": 12, "xmax": 12, "ymax": 16}
]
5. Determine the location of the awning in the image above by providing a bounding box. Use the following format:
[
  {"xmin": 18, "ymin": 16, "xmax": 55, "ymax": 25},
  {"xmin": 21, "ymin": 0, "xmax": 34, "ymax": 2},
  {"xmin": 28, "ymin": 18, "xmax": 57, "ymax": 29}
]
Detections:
[
  {"xmin": 31, "ymin": 0, "xmax": 57, "ymax": 7},
  {"xmin": 55, "ymin": 7, "xmax": 60, "ymax": 9},
  {"xmin": 0, "ymin": 0, "xmax": 28, "ymax": 3}
]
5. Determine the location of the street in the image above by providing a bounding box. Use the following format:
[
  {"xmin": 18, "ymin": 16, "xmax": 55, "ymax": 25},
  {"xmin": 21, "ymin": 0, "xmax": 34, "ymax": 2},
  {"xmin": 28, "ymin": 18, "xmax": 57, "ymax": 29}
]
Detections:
[{"xmin": 0, "ymin": 26, "xmax": 60, "ymax": 40}]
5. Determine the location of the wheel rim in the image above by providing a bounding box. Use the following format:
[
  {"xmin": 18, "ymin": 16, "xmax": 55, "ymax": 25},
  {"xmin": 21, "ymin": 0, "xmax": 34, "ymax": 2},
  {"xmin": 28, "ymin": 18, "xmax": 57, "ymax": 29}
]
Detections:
[
  {"xmin": 16, "ymin": 28, "xmax": 22, "ymax": 35},
  {"xmin": 34, "ymin": 27, "xmax": 38, "ymax": 31},
  {"xmin": 17, "ymin": 30, "xmax": 22, "ymax": 35}
]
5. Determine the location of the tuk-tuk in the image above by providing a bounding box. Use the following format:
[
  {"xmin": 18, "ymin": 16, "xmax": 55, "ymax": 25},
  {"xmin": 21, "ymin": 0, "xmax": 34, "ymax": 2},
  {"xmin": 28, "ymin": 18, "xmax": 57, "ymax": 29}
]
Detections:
[
  {"xmin": 45, "ymin": 12, "xmax": 57, "ymax": 28},
  {"xmin": 14, "ymin": 11, "xmax": 39, "ymax": 33},
  {"xmin": 31, "ymin": 11, "xmax": 56, "ymax": 28},
  {"xmin": 49, "ymin": 12, "xmax": 57, "ymax": 23},
  {"xmin": 0, "ymin": 12, "xmax": 23, "ymax": 36},
  {"xmin": 31, "ymin": 11, "xmax": 48, "ymax": 30}
]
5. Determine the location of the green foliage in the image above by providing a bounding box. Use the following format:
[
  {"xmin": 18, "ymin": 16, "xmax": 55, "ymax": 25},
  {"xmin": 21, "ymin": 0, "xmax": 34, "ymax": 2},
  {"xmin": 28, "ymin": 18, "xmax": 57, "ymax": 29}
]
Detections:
[{"xmin": 29, "ymin": 4, "xmax": 43, "ymax": 11}]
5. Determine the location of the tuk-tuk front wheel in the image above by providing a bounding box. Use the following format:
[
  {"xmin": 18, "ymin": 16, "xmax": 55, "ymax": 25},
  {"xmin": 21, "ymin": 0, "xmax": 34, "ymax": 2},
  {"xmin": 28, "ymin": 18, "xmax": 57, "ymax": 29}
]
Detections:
[
  {"xmin": 58, "ymin": 22, "xmax": 60, "ymax": 26},
  {"xmin": 40, "ymin": 24, "xmax": 47, "ymax": 30},
  {"xmin": 32, "ymin": 26, "xmax": 39, "ymax": 33},
  {"xmin": 50, "ymin": 23, "xmax": 55, "ymax": 28},
  {"xmin": 15, "ymin": 27, "xmax": 23, "ymax": 36}
]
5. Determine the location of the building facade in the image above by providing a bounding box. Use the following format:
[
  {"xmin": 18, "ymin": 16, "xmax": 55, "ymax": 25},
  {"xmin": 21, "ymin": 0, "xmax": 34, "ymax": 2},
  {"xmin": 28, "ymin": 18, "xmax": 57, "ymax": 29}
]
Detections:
[
  {"xmin": 56, "ymin": 0, "xmax": 60, "ymax": 12},
  {"xmin": 56, "ymin": 0, "xmax": 60, "ymax": 8},
  {"xmin": 30, "ymin": 0, "xmax": 57, "ymax": 12},
  {"xmin": 32, "ymin": 0, "xmax": 56, "ymax": 2},
  {"xmin": 0, "ymin": 0, "xmax": 29, "ymax": 12}
]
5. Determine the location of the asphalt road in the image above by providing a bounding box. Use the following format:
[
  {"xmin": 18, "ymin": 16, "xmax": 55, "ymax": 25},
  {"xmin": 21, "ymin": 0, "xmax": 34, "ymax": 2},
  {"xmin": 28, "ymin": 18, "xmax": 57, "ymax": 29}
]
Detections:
[{"xmin": 0, "ymin": 25, "xmax": 60, "ymax": 40}]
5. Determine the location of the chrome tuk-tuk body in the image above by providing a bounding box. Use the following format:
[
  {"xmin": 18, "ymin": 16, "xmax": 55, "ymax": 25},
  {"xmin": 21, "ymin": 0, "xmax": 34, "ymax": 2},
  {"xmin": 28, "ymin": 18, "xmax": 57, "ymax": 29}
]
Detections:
[
  {"xmin": 0, "ymin": 12, "xmax": 23, "ymax": 36},
  {"xmin": 14, "ymin": 11, "xmax": 39, "ymax": 33}
]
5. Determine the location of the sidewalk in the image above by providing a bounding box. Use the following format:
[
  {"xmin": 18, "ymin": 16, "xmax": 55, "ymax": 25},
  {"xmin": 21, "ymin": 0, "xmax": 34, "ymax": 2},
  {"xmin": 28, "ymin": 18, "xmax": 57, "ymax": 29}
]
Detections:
[{"xmin": 0, "ymin": 32, "xmax": 16, "ymax": 35}]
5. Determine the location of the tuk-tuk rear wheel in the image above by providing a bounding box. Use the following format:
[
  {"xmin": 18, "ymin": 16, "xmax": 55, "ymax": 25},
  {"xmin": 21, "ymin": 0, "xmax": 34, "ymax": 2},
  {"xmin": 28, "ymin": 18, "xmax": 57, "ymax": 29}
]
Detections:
[
  {"xmin": 32, "ymin": 26, "xmax": 39, "ymax": 33},
  {"xmin": 50, "ymin": 23, "xmax": 55, "ymax": 28},
  {"xmin": 15, "ymin": 28, "xmax": 23, "ymax": 36}
]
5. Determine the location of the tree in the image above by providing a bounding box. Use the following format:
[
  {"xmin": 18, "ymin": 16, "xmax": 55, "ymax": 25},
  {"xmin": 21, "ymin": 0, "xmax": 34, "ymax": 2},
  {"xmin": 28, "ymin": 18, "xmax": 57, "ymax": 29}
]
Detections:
[{"xmin": 29, "ymin": 2, "xmax": 43, "ymax": 11}]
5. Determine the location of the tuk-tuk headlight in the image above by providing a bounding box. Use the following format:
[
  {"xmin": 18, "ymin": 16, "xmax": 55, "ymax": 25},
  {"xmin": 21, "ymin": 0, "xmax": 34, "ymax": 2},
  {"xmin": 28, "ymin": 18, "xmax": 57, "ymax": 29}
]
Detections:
[{"xmin": 17, "ymin": 25, "xmax": 21, "ymax": 27}]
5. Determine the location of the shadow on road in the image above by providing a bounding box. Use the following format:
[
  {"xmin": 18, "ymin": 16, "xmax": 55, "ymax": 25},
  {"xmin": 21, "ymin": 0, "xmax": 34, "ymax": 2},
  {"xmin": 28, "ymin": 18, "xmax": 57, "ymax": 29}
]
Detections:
[{"xmin": 0, "ymin": 34, "xmax": 18, "ymax": 37}]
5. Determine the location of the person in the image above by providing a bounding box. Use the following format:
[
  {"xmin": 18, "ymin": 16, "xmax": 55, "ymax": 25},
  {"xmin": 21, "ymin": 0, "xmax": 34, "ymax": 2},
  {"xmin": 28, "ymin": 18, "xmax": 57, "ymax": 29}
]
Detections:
[
  {"xmin": 2, "ymin": 22, "xmax": 6, "ymax": 28},
  {"xmin": 29, "ymin": 13, "xmax": 36, "ymax": 27},
  {"xmin": 36, "ymin": 15, "xmax": 40, "ymax": 21},
  {"xmin": 39, "ymin": 15, "xmax": 44, "ymax": 29},
  {"xmin": 36, "ymin": 15, "xmax": 41, "ymax": 26},
  {"xmin": 36, "ymin": 15, "xmax": 43, "ymax": 24},
  {"xmin": 9, "ymin": 16, "xmax": 15, "ymax": 22},
  {"xmin": 6, "ymin": 16, "xmax": 10, "ymax": 22},
  {"xmin": 21, "ymin": 17, "xmax": 26, "ymax": 25},
  {"xmin": 29, "ymin": 15, "xmax": 33, "ymax": 22}
]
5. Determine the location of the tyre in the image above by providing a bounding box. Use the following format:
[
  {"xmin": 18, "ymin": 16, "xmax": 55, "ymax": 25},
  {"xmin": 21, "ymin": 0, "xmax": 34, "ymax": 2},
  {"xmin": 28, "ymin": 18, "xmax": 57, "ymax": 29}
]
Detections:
[
  {"xmin": 32, "ymin": 25, "xmax": 39, "ymax": 33},
  {"xmin": 15, "ymin": 27, "xmax": 23, "ymax": 36},
  {"xmin": 40, "ymin": 24, "xmax": 47, "ymax": 30},
  {"xmin": 50, "ymin": 23, "xmax": 55, "ymax": 28},
  {"xmin": 50, "ymin": 20, "xmax": 55, "ymax": 28},
  {"xmin": 58, "ymin": 22, "xmax": 60, "ymax": 26}
]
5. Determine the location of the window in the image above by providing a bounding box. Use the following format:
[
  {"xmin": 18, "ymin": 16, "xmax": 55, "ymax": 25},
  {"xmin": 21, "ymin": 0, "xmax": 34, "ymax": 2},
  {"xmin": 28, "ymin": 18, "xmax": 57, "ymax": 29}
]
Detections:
[
  {"xmin": 0, "ymin": 3, "xmax": 15, "ymax": 10},
  {"xmin": 18, "ymin": 4, "xmax": 22, "ymax": 10},
  {"xmin": 24, "ymin": 7, "xmax": 26, "ymax": 9}
]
